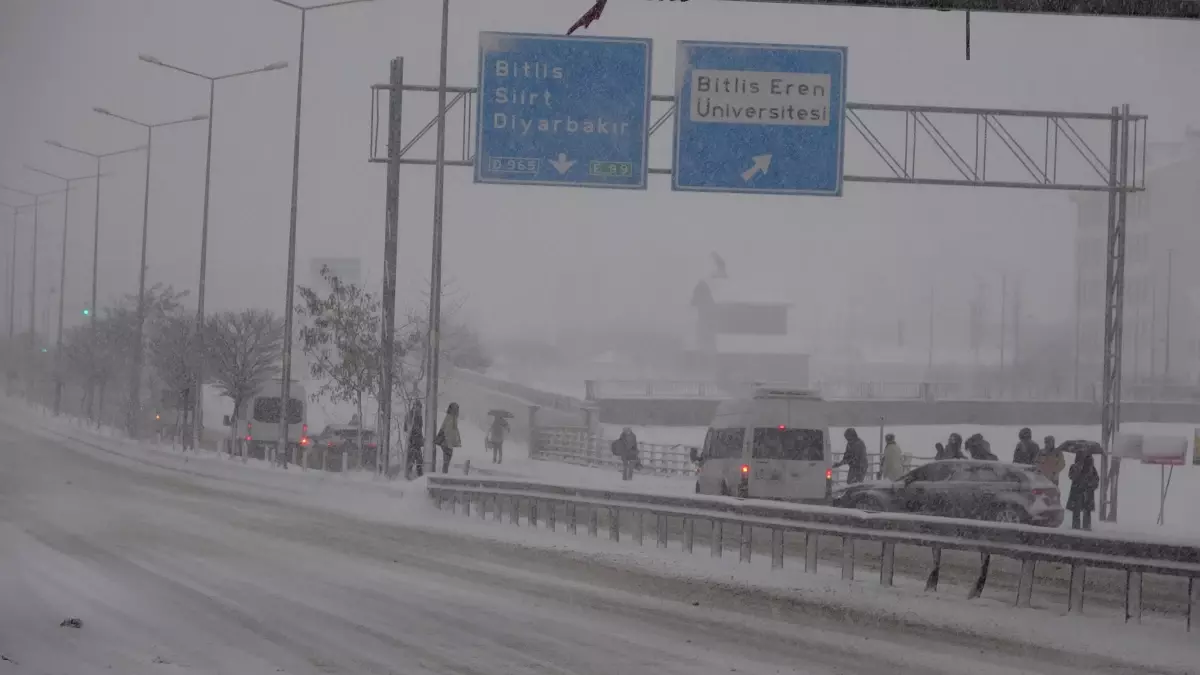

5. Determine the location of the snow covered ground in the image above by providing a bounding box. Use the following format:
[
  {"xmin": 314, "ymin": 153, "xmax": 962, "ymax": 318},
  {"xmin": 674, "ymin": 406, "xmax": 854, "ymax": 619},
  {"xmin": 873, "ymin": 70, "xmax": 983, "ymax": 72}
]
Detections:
[{"xmin": 2, "ymin": 398, "xmax": 1199, "ymax": 674}]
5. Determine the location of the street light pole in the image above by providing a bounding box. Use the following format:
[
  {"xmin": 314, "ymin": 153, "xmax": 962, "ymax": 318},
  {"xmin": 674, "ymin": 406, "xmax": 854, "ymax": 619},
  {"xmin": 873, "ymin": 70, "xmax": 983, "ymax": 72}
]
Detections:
[
  {"xmin": 92, "ymin": 107, "xmax": 208, "ymax": 437},
  {"xmin": 0, "ymin": 201, "xmax": 28, "ymax": 340},
  {"xmin": 268, "ymin": 0, "xmax": 374, "ymax": 465},
  {"xmin": 46, "ymin": 141, "xmax": 146, "ymax": 326},
  {"xmin": 137, "ymin": 54, "xmax": 288, "ymax": 449},
  {"xmin": 25, "ymin": 165, "xmax": 99, "ymax": 415}
]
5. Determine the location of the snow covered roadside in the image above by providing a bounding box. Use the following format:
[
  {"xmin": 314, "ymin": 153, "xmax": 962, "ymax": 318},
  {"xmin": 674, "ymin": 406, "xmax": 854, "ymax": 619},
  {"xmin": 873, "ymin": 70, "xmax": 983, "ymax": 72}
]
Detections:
[{"xmin": 4, "ymin": 401, "xmax": 1199, "ymax": 673}]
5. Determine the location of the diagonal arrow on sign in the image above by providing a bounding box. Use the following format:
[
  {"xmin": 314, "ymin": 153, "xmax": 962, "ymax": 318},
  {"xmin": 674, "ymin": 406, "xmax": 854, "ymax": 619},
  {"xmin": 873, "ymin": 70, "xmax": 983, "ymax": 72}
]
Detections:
[{"xmin": 741, "ymin": 154, "xmax": 772, "ymax": 182}]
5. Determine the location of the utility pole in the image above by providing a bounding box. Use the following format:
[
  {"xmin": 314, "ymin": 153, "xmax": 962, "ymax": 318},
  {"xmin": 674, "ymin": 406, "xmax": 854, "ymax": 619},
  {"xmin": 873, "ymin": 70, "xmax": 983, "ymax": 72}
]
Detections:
[
  {"xmin": 378, "ymin": 56, "xmax": 404, "ymax": 477},
  {"xmin": 999, "ymin": 273, "xmax": 1007, "ymax": 380},
  {"xmin": 926, "ymin": 285, "xmax": 934, "ymax": 377},
  {"xmin": 1163, "ymin": 248, "xmax": 1173, "ymax": 382},
  {"xmin": 1073, "ymin": 264, "xmax": 1081, "ymax": 399}
]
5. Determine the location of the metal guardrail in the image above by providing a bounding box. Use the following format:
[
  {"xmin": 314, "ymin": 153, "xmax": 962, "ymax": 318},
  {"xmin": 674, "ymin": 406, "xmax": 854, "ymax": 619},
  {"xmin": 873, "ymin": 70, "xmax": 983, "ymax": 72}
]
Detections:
[{"xmin": 427, "ymin": 476, "xmax": 1200, "ymax": 630}]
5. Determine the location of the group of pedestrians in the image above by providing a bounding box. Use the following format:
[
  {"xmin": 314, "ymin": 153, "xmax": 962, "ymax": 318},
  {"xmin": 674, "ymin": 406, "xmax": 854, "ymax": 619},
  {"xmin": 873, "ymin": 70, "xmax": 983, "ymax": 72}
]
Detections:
[
  {"xmin": 403, "ymin": 400, "xmax": 464, "ymax": 479},
  {"xmin": 403, "ymin": 401, "xmax": 515, "ymax": 479},
  {"xmin": 836, "ymin": 425, "xmax": 1100, "ymax": 531}
]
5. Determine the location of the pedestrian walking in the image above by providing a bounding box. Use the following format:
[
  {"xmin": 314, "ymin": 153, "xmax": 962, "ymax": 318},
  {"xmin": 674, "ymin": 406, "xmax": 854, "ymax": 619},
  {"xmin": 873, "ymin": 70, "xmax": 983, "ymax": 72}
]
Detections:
[
  {"xmin": 879, "ymin": 433, "xmax": 905, "ymax": 481},
  {"xmin": 611, "ymin": 427, "xmax": 639, "ymax": 480},
  {"xmin": 1067, "ymin": 452, "xmax": 1099, "ymax": 530},
  {"xmin": 1013, "ymin": 428, "xmax": 1039, "ymax": 465},
  {"xmin": 487, "ymin": 411, "xmax": 510, "ymax": 464},
  {"xmin": 434, "ymin": 402, "xmax": 461, "ymax": 474},
  {"xmin": 1036, "ymin": 435, "xmax": 1066, "ymax": 487},
  {"xmin": 835, "ymin": 428, "xmax": 868, "ymax": 484},
  {"xmin": 404, "ymin": 400, "xmax": 424, "ymax": 479}
]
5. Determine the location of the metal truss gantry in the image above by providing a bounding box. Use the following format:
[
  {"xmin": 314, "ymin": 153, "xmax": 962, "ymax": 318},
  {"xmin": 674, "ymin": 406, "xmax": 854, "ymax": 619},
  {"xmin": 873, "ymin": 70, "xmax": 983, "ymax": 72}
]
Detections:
[{"xmin": 369, "ymin": 74, "xmax": 1145, "ymax": 519}]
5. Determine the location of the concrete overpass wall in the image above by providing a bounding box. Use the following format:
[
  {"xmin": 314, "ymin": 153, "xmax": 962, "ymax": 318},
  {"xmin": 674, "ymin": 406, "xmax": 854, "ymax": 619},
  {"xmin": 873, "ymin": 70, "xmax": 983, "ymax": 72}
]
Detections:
[{"xmin": 594, "ymin": 398, "xmax": 1200, "ymax": 428}]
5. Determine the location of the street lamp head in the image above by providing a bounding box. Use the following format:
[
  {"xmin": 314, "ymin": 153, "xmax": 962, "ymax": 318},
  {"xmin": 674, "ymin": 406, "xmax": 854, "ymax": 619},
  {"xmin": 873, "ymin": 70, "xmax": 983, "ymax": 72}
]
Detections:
[
  {"xmin": 265, "ymin": 61, "xmax": 290, "ymax": 71},
  {"xmin": 46, "ymin": 140, "xmax": 64, "ymax": 148},
  {"xmin": 139, "ymin": 54, "xmax": 163, "ymax": 65},
  {"xmin": 93, "ymin": 106, "xmax": 111, "ymax": 116},
  {"xmin": 191, "ymin": 114, "xmax": 209, "ymax": 122}
]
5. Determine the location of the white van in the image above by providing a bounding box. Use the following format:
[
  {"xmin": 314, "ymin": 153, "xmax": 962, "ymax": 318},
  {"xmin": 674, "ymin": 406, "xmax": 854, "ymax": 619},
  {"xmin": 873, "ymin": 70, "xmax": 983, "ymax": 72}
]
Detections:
[
  {"xmin": 691, "ymin": 387, "xmax": 832, "ymax": 502},
  {"xmin": 225, "ymin": 380, "xmax": 309, "ymax": 458}
]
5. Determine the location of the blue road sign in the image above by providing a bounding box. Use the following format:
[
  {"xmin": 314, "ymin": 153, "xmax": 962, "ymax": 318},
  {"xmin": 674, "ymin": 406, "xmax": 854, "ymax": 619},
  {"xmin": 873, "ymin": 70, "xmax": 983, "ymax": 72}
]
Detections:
[
  {"xmin": 475, "ymin": 32, "xmax": 652, "ymax": 190},
  {"xmin": 673, "ymin": 41, "xmax": 847, "ymax": 197}
]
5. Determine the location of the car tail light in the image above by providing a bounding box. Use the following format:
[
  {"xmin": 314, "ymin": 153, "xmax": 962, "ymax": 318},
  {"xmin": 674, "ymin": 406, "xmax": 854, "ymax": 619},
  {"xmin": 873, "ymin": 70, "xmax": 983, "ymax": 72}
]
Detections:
[
  {"xmin": 300, "ymin": 436, "xmax": 310, "ymax": 447},
  {"xmin": 367, "ymin": 442, "xmax": 378, "ymax": 450},
  {"xmin": 826, "ymin": 469, "xmax": 833, "ymax": 480},
  {"xmin": 741, "ymin": 464, "xmax": 750, "ymax": 475},
  {"xmin": 245, "ymin": 422, "xmax": 252, "ymax": 442},
  {"xmin": 327, "ymin": 440, "xmax": 335, "ymax": 448}
]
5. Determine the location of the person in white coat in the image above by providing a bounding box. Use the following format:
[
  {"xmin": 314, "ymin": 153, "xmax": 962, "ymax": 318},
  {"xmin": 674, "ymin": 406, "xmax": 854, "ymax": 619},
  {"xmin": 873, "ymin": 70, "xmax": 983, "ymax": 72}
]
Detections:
[{"xmin": 879, "ymin": 433, "xmax": 906, "ymax": 481}]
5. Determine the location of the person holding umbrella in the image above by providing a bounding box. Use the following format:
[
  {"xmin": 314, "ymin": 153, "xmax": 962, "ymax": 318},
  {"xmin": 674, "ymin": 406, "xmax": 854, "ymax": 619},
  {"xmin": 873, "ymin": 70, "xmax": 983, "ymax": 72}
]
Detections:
[{"xmin": 486, "ymin": 409, "xmax": 512, "ymax": 464}]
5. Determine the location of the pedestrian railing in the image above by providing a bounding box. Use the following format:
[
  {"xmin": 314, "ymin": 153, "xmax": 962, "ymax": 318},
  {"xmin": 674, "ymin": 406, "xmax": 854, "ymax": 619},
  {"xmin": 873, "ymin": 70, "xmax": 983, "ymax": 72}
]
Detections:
[
  {"xmin": 533, "ymin": 426, "xmax": 699, "ymax": 477},
  {"xmin": 426, "ymin": 476, "xmax": 1200, "ymax": 631}
]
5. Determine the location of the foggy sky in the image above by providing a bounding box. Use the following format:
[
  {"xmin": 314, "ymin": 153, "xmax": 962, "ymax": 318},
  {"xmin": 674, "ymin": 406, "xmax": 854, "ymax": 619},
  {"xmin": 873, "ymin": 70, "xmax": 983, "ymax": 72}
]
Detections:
[{"xmin": 1, "ymin": 0, "xmax": 1198, "ymax": 351}]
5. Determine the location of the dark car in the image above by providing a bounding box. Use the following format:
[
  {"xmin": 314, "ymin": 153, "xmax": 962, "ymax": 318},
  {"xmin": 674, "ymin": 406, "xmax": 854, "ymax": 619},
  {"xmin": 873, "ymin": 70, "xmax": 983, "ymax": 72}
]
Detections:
[{"xmin": 832, "ymin": 460, "xmax": 1065, "ymax": 527}]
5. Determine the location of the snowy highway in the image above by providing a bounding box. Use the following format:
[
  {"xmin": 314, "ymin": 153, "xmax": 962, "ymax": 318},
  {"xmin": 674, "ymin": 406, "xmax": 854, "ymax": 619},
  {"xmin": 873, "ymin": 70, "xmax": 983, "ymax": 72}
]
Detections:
[{"xmin": 0, "ymin": 415, "xmax": 1195, "ymax": 674}]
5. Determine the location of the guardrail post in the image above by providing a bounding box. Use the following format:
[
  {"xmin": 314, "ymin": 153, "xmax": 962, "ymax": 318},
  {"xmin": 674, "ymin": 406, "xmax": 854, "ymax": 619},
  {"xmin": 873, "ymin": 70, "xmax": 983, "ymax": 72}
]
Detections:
[
  {"xmin": 1189, "ymin": 578, "xmax": 1198, "ymax": 632},
  {"xmin": 841, "ymin": 537, "xmax": 855, "ymax": 580},
  {"xmin": 588, "ymin": 507, "xmax": 599, "ymax": 537},
  {"xmin": 1125, "ymin": 570, "xmax": 1143, "ymax": 624},
  {"xmin": 546, "ymin": 501, "xmax": 556, "ymax": 531},
  {"xmin": 342, "ymin": 450, "xmax": 348, "ymax": 472},
  {"xmin": 770, "ymin": 529, "xmax": 783, "ymax": 570},
  {"xmin": 711, "ymin": 520, "xmax": 722, "ymax": 557},
  {"xmin": 493, "ymin": 495, "xmax": 503, "ymax": 522},
  {"xmin": 322, "ymin": 450, "xmax": 328, "ymax": 472},
  {"xmin": 1016, "ymin": 559, "xmax": 1035, "ymax": 607},
  {"xmin": 462, "ymin": 493, "xmax": 471, "ymax": 517},
  {"xmin": 656, "ymin": 514, "xmax": 668, "ymax": 549},
  {"xmin": 969, "ymin": 553, "xmax": 991, "ymax": 600},
  {"xmin": 633, "ymin": 512, "xmax": 643, "ymax": 545},
  {"xmin": 529, "ymin": 500, "xmax": 538, "ymax": 527},
  {"xmin": 1068, "ymin": 564, "xmax": 1086, "ymax": 614},
  {"xmin": 510, "ymin": 497, "xmax": 521, "ymax": 526},
  {"xmin": 683, "ymin": 518, "xmax": 694, "ymax": 554},
  {"xmin": 433, "ymin": 490, "xmax": 444, "ymax": 510},
  {"xmin": 478, "ymin": 494, "xmax": 486, "ymax": 520},
  {"xmin": 925, "ymin": 546, "xmax": 942, "ymax": 591},
  {"xmin": 880, "ymin": 542, "xmax": 895, "ymax": 586},
  {"xmin": 804, "ymin": 532, "xmax": 818, "ymax": 573},
  {"xmin": 567, "ymin": 503, "xmax": 577, "ymax": 534},
  {"xmin": 739, "ymin": 524, "xmax": 752, "ymax": 563}
]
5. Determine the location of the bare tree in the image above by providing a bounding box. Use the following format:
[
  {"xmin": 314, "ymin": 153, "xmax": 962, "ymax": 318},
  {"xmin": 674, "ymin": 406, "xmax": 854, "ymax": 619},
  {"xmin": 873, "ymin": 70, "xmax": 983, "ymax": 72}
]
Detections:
[
  {"xmin": 205, "ymin": 309, "xmax": 284, "ymax": 446},
  {"xmin": 296, "ymin": 267, "xmax": 381, "ymax": 467},
  {"xmin": 147, "ymin": 313, "xmax": 200, "ymax": 443}
]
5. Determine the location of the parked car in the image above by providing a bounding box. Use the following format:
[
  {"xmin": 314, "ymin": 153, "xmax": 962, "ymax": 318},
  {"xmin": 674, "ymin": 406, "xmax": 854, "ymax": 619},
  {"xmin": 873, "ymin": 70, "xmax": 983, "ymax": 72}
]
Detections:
[
  {"xmin": 832, "ymin": 460, "xmax": 1064, "ymax": 527},
  {"xmin": 316, "ymin": 424, "xmax": 379, "ymax": 467}
]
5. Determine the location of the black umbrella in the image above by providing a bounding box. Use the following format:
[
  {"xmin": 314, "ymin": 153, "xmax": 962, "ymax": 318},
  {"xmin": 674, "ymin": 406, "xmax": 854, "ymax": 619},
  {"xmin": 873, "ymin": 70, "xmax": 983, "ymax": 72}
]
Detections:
[{"xmin": 1057, "ymin": 439, "xmax": 1104, "ymax": 456}]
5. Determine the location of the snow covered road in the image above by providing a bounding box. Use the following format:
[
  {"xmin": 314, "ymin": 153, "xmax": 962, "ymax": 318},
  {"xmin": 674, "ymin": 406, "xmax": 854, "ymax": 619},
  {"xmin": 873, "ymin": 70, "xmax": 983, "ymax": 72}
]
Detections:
[{"xmin": 0, "ymin": 417, "xmax": 1193, "ymax": 674}]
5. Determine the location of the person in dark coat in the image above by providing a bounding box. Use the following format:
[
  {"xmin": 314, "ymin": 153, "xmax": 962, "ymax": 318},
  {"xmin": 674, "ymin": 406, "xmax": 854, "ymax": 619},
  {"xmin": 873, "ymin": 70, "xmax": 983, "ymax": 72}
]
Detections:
[
  {"xmin": 936, "ymin": 433, "xmax": 965, "ymax": 460},
  {"xmin": 1013, "ymin": 428, "xmax": 1039, "ymax": 465},
  {"xmin": 835, "ymin": 428, "xmax": 868, "ymax": 484},
  {"xmin": 611, "ymin": 427, "xmax": 639, "ymax": 480},
  {"xmin": 965, "ymin": 433, "xmax": 998, "ymax": 461},
  {"xmin": 404, "ymin": 401, "xmax": 424, "ymax": 479},
  {"xmin": 1067, "ymin": 452, "xmax": 1099, "ymax": 530}
]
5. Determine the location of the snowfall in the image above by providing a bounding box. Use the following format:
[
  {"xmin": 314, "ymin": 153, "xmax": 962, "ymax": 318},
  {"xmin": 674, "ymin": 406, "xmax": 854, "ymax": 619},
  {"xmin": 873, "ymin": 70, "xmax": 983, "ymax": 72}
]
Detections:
[{"xmin": 1, "ymin": 396, "xmax": 1199, "ymax": 674}]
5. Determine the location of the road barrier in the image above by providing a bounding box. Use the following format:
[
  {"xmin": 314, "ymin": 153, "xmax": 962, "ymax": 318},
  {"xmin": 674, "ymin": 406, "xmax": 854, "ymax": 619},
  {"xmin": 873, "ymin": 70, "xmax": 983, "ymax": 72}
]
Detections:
[{"xmin": 426, "ymin": 476, "xmax": 1200, "ymax": 630}]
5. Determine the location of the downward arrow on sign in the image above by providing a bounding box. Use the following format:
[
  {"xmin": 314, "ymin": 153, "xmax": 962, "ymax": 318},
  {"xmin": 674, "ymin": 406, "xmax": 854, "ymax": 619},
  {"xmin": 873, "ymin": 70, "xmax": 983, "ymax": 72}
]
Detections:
[
  {"xmin": 549, "ymin": 153, "xmax": 576, "ymax": 175},
  {"xmin": 741, "ymin": 154, "xmax": 772, "ymax": 182}
]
